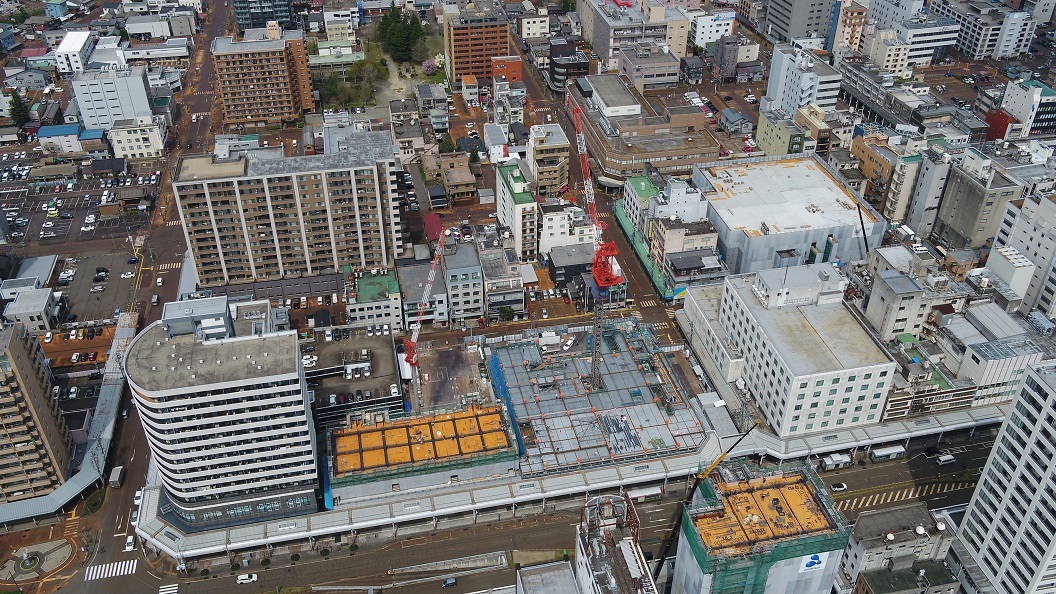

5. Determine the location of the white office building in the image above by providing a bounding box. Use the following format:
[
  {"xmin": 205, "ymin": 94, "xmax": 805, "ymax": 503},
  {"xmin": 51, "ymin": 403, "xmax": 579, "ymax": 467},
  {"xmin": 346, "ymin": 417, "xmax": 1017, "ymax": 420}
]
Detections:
[
  {"xmin": 538, "ymin": 201, "xmax": 598, "ymax": 259},
  {"xmin": 995, "ymin": 194, "xmax": 1056, "ymax": 317},
  {"xmin": 72, "ymin": 66, "xmax": 154, "ymax": 130},
  {"xmin": 56, "ymin": 31, "xmax": 94, "ymax": 74},
  {"xmin": 893, "ymin": 16, "xmax": 960, "ymax": 67},
  {"xmin": 681, "ymin": 265, "xmax": 897, "ymax": 438},
  {"xmin": 930, "ymin": 0, "xmax": 1036, "ymax": 61},
  {"xmin": 763, "ymin": 44, "xmax": 842, "ymax": 115},
  {"xmin": 123, "ymin": 297, "xmax": 318, "ymax": 532},
  {"xmin": 685, "ymin": 9, "xmax": 737, "ymax": 48},
  {"xmin": 866, "ymin": 0, "xmax": 925, "ymax": 31},
  {"xmin": 107, "ymin": 115, "xmax": 167, "ymax": 159},
  {"xmin": 955, "ymin": 361, "xmax": 1056, "ymax": 594},
  {"xmin": 496, "ymin": 161, "xmax": 540, "ymax": 262}
]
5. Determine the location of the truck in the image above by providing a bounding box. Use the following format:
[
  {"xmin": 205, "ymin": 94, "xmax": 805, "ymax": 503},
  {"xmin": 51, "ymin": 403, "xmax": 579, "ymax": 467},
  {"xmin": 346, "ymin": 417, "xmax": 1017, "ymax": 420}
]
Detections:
[{"xmin": 109, "ymin": 466, "xmax": 125, "ymax": 488}]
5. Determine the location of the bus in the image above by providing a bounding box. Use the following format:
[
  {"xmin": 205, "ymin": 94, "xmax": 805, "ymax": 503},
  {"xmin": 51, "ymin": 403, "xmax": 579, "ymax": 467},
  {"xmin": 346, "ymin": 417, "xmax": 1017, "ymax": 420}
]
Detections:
[
  {"xmin": 869, "ymin": 444, "xmax": 906, "ymax": 462},
  {"xmin": 626, "ymin": 485, "xmax": 663, "ymax": 503}
]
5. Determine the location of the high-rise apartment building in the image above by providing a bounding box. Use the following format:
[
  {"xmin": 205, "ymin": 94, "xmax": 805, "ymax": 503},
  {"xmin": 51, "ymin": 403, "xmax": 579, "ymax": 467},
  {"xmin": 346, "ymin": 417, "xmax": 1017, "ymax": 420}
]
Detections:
[
  {"xmin": 496, "ymin": 161, "xmax": 539, "ymax": 262},
  {"xmin": 233, "ymin": 0, "xmax": 291, "ymax": 31},
  {"xmin": 577, "ymin": 0, "xmax": 689, "ymax": 65},
  {"xmin": 996, "ymin": 194, "xmax": 1056, "ymax": 317},
  {"xmin": 526, "ymin": 124, "xmax": 570, "ymax": 199},
  {"xmin": 828, "ymin": 1, "xmax": 868, "ymax": 61},
  {"xmin": 956, "ymin": 361, "xmax": 1056, "ymax": 594},
  {"xmin": 124, "ymin": 297, "xmax": 317, "ymax": 531},
  {"xmin": 764, "ymin": 0, "xmax": 837, "ymax": 42},
  {"xmin": 72, "ymin": 66, "xmax": 154, "ymax": 131},
  {"xmin": 0, "ymin": 325, "xmax": 71, "ymax": 503},
  {"xmin": 763, "ymin": 44, "xmax": 842, "ymax": 115},
  {"xmin": 172, "ymin": 131, "xmax": 407, "ymax": 287},
  {"xmin": 999, "ymin": 79, "xmax": 1056, "ymax": 138},
  {"xmin": 444, "ymin": 2, "xmax": 510, "ymax": 87},
  {"xmin": 211, "ymin": 23, "xmax": 313, "ymax": 129}
]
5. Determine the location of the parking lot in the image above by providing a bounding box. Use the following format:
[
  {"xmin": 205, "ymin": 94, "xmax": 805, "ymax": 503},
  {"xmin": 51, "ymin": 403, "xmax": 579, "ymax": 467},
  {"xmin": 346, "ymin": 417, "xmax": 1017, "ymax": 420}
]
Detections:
[
  {"xmin": 55, "ymin": 253, "xmax": 142, "ymax": 322},
  {"xmin": 0, "ymin": 171, "xmax": 157, "ymax": 247},
  {"xmin": 40, "ymin": 325, "xmax": 116, "ymax": 370}
]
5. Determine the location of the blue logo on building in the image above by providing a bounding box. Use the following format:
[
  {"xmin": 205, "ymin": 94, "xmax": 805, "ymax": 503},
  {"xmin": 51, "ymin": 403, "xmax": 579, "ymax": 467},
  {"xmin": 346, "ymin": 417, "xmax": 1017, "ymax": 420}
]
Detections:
[{"xmin": 804, "ymin": 554, "xmax": 823, "ymax": 570}]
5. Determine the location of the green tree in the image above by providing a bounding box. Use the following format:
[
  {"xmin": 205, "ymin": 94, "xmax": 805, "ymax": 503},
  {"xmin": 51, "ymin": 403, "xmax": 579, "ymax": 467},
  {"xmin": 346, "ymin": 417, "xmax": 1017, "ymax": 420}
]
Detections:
[
  {"xmin": 560, "ymin": 0, "xmax": 575, "ymax": 12},
  {"xmin": 438, "ymin": 133, "xmax": 455, "ymax": 153},
  {"xmin": 307, "ymin": 40, "xmax": 319, "ymax": 55},
  {"xmin": 498, "ymin": 307, "xmax": 514, "ymax": 322},
  {"xmin": 411, "ymin": 37, "xmax": 429, "ymax": 63},
  {"xmin": 9, "ymin": 93, "xmax": 28, "ymax": 127}
]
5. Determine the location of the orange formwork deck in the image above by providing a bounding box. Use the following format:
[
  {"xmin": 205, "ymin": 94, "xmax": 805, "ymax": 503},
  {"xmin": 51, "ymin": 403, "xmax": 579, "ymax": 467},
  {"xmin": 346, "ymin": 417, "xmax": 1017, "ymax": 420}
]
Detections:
[
  {"xmin": 694, "ymin": 474, "xmax": 834, "ymax": 557},
  {"xmin": 332, "ymin": 406, "xmax": 511, "ymax": 478}
]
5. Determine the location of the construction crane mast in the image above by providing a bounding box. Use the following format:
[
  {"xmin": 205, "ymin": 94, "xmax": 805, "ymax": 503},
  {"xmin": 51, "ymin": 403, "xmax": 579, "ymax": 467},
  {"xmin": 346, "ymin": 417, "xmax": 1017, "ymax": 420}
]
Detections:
[
  {"xmin": 566, "ymin": 93, "xmax": 624, "ymax": 392},
  {"xmin": 403, "ymin": 242, "xmax": 443, "ymax": 366}
]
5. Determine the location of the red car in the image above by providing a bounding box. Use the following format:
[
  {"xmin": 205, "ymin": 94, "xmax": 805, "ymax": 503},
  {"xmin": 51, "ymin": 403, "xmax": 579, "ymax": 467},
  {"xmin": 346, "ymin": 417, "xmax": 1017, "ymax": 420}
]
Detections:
[
  {"xmin": 478, "ymin": 317, "xmax": 485, "ymax": 329},
  {"xmin": 563, "ymin": 295, "xmax": 570, "ymax": 304},
  {"xmin": 88, "ymin": 351, "xmax": 98, "ymax": 361}
]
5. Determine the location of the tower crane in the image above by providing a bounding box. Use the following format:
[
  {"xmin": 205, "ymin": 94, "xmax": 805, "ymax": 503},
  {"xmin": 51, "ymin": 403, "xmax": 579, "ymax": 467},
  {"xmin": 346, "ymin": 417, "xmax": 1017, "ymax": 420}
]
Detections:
[
  {"xmin": 566, "ymin": 93, "xmax": 624, "ymax": 391},
  {"xmin": 403, "ymin": 240, "xmax": 443, "ymax": 366}
]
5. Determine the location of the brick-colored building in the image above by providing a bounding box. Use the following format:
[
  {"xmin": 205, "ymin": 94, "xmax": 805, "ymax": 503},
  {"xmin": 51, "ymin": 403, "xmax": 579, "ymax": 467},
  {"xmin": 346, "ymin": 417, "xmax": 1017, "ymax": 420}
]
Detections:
[
  {"xmin": 491, "ymin": 55, "xmax": 522, "ymax": 83},
  {"xmin": 211, "ymin": 22, "xmax": 314, "ymax": 129},
  {"xmin": 445, "ymin": 1, "xmax": 510, "ymax": 88}
]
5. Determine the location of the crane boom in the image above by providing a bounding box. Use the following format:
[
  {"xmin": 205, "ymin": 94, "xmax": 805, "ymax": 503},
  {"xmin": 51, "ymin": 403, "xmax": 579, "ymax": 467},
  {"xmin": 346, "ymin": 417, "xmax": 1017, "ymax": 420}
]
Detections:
[
  {"xmin": 651, "ymin": 421, "xmax": 759, "ymax": 580},
  {"xmin": 403, "ymin": 241, "xmax": 443, "ymax": 366}
]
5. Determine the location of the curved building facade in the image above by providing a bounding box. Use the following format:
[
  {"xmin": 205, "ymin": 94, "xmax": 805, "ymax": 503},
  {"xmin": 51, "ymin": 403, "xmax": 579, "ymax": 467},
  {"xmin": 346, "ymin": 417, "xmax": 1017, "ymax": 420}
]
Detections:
[{"xmin": 124, "ymin": 297, "xmax": 317, "ymax": 532}]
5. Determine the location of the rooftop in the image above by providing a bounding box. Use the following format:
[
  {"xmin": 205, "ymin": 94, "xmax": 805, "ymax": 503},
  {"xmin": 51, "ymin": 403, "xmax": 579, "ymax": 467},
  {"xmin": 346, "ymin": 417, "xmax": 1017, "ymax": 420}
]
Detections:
[
  {"xmin": 550, "ymin": 244, "xmax": 595, "ymax": 267},
  {"xmin": 351, "ymin": 270, "xmax": 398, "ymax": 304},
  {"xmin": 56, "ymin": 30, "xmax": 92, "ymax": 53},
  {"xmin": 124, "ymin": 321, "xmax": 299, "ymax": 393},
  {"xmin": 860, "ymin": 560, "xmax": 957, "ymax": 593},
  {"xmin": 517, "ymin": 562, "xmax": 578, "ymax": 593},
  {"xmin": 175, "ymin": 132, "xmax": 396, "ymax": 182},
  {"xmin": 728, "ymin": 266, "xmax": 892, "ymax": 376},
  {"xmin": 331, "ymin": 405, "xmax": 511, "ymax": 478},
  {"xmin": 698, "ymin": 156, "xmax": 877, "ymax": 235},
  {"xmin": 443, "ymin": 240, "xmax": 481, "ymax": 271},
  {"xmin": 210, "ymin": 36, "xmax": 285, "ymax": 55},
  {"xmin": 399, "ymin": 261, "xmax": 449, "ymax": 304},
  {"xmin": 585, "ymin": 75, "xmax": 639, "ymax": 109},
  {"xmin": 694, "ymin": 472, "xmax": 836, "ymax": 557},
  {"xmin": 529, "ymin": 124, "xmax": 569, "ymax": 148},
  {"xmin": 498, "ymin": 163, "xmax": 535, "ymax": 206}
]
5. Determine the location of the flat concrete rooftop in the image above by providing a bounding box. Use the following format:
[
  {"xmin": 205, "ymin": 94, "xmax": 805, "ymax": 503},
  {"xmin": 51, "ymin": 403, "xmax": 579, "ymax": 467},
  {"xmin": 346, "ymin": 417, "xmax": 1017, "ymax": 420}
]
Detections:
[
  {"xmin": 700, "ymin": 157, "xmax": 877, "ymax": 234},
  {"xmin": 730, "ymin": 272, "xmax": 891, "ymax": 376},
  {"xmin": 125, "ymin": 322, "xmax": 298, "ymax": 393}
]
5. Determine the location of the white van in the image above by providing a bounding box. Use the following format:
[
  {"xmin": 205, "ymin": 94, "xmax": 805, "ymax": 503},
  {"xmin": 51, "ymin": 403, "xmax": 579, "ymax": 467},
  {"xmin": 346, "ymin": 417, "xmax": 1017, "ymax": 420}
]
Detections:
[{"xmin": 936, "ymin": 454, "xmax": 956, "ymax": 466}]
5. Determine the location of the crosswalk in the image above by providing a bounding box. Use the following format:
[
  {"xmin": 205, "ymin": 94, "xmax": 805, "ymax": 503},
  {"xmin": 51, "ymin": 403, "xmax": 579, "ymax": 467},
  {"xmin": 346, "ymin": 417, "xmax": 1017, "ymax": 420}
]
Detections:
[
  {"xmin": 63, "ymin": 518, "xmax": 80, "ymax": 538},
  {"xmin": 836, "ymin": 481, "xmax": 976, "ymax": 511},
  {"xmin": 85, "ymin": 559, "xmax": 138, "ymax": 581},
  {"xmin": 636, "ymin": 299, "xmax": 660, "ymax": 308},
  {"xmin": 158, "ymin": 262, "xmax": 182, "ymax": 271},
  {"xmin": 159, "ymin": 584, "xmax": 180, "ymax": 594},
  {"xmin": 650, "ymin": 321, "xmax": 675, "ymax": 330},
  {"xmin": 165, "ymin": 220, "xmax": 182, "ymax": 227}
]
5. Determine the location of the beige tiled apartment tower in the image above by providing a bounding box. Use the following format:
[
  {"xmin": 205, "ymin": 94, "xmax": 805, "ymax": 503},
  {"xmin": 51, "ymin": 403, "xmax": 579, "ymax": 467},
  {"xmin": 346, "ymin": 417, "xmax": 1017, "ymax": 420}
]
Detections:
[{"xmin": 0, "ymin": 325, "xmax": 71, "ymax": 503}]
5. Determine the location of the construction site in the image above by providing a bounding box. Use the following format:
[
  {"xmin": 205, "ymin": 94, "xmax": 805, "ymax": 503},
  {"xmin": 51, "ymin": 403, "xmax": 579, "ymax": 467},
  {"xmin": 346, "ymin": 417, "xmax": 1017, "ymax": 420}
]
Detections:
[
  {"xmin": 488, "ymin": 325, "xmax": 711, "ymax": 476},
  {"xmin": 329, "ymin": 404, "xmax": 517, "ymax": 489},
  {"xmin": 672, "ymin": 463, "xmax": 851, "ymax": 594}
]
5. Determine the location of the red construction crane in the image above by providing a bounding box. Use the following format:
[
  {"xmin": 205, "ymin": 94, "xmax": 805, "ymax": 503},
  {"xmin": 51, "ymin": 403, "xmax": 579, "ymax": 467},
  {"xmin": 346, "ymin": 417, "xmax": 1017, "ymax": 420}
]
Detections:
[
  {"xmin": 403, "ymin": 218, "xmax": 446, "ymax": 366},
  {"xmin": 566, "ymin": 93, "xmax": 624, "ymax": 391}
]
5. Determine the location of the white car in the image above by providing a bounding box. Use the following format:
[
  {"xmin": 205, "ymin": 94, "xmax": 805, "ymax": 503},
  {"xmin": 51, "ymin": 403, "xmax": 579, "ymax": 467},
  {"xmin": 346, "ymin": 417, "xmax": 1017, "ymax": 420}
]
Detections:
[
  {"xmin": 123, "ymin": 535, "xmax": 136, "ymax": 552},
  {"xmin": 81, "ymin": 225, "xmax": 95, "ymax": 232},
  {"xmin": 44, "ymin": 332, "xmax": 53, "ymax": 343},
  {"xmin": 130, "ymin": 510, "xmax": 139, "ymax": 526},
  {"xmin": 120, "ymin": 271, "xmax": 135, "ymax": 279},
  {"xmin": 41, "ymin": 221, "xmax": 54, "ymax": 228},
  {"xmin": 236, "ymin": 574, "xmax": 258, "ymax": 584},
  {"xmin": 90, "ymin": 285, "xmax": 104, "ymax": 293},
  {"xmin": 133, "ymin": 490, "xmax": 143, "ymax": 506},
  {"xmin": 85, "ymin": 215, "xmax": 97, "ymax": 223}
]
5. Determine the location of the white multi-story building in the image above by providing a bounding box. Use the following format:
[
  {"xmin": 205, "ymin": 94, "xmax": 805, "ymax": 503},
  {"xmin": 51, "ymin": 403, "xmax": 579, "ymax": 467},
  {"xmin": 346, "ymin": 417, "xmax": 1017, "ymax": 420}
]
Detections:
[
  {"xmin": 56, "ymin": 31, "xmax": 93, "ymax": 74},
  {"xmin": 442, "ymin": 240, "xmax": 485, "ymax": 324},
  {"xmin": 346, "ymin": 269, "xmax": 404, "ymax": 331},
  {"xmin": 72, "ymin": 66, "xmax": 154, "ymax": 130},
  {"xmin": 954, "ymin": 361, "xmax": 1056, "ymax": 594},
  {"xmin": 123, "ymin": 297, "xmax": 318, "ymax": 531},
  {"xmin": 999, "ymin": 79, "xmax": 1056, "ymax": 138},
  {"xmin": 107, "ymin": 115, "xmax": 167, "ymax": 159},
  {"xmin": 323, "ymin": 10, "xmax": 358, "ymax": 40},
  {"xmin": 538, "ymin": 201, "xmax": 598, "ymax": 258},
  {"xmin": 519, "ymin": 13, "xmax": 550, "ymax": 39},
  {"xmin": 866, "ymin": 0, "xmax": 925, "ymax": 31},
  {"xmin": 496, "ymin": 161, "xmax": 539, "ymax": 262},
  {"xmin": 861, "ymin": 27, "xmax": 911, "ymax": 77},
  {"xmin": 893, "ymin": 16, "xmax": 960, "ymax": 66},
  {"xmin": 684, "ymin": 9, "xmax": 737, "ymax": 48},
  {"xmin": 995, "ymin": 193, "xmax": 1056, "ymax": 317},
  {"xmin": 682, "ymin": 265, "xmax": 897, "ymax": 437},
  {"xmin": 930, "ymin": 0, "xmax": 1035, "ymax": 60},
  {"xmin": 763, "ymin": 44, "xmax": 842, "ymax": 115}
]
